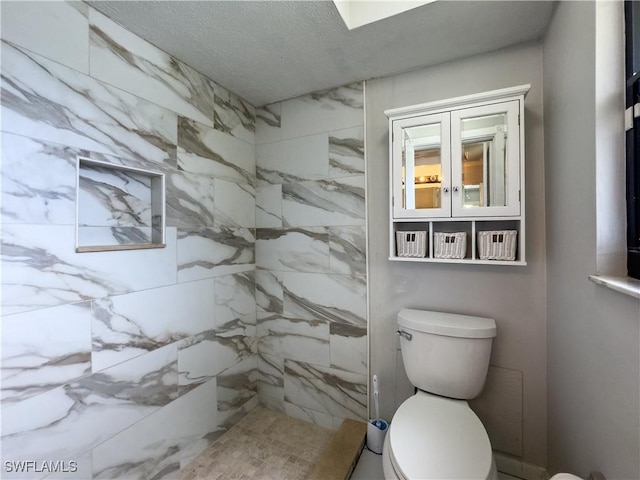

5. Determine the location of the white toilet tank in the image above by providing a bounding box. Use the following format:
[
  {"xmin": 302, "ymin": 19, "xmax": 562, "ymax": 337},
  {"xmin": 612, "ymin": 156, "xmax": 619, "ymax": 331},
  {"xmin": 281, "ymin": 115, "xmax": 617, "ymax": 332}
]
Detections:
[{"xmin": 397, "ymin": 309, "xmax": 496, "ymax": 399}]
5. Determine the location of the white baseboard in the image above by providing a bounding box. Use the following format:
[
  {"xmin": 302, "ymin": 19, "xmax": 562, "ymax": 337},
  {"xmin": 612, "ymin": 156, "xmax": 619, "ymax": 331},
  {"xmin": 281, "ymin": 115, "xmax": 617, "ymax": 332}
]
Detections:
[{"xmin": 494, "ymin": 452, "xmax": 549, "ymax": 480}]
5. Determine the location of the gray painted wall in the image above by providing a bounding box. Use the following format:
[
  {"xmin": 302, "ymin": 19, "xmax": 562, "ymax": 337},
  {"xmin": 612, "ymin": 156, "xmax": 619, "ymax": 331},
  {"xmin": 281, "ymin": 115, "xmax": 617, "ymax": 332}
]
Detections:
[
  {"xmin": 544, "ymin": 2, "xmax": 640, "ymax": 478},
  {"xmin": 365, "ymin": 42, "xmax": 547, "ymax": 467}
]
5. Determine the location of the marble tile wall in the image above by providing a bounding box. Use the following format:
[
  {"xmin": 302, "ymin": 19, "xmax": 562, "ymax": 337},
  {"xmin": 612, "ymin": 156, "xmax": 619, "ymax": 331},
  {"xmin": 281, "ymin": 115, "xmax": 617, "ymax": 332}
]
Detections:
[
  {"xmin": 1, "ymin": 3, "xmax": 256, "ymax": 479},
  {"xmin": 255, "ymin": 83, "xmax": 368, "ymax": 429}
]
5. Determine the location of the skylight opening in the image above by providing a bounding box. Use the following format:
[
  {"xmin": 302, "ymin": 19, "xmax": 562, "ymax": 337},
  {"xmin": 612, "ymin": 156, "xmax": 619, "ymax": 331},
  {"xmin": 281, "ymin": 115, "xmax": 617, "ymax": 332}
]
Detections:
[{"xmin": 333, "ymin": 0, "xmax": 439, "ymax": 30}]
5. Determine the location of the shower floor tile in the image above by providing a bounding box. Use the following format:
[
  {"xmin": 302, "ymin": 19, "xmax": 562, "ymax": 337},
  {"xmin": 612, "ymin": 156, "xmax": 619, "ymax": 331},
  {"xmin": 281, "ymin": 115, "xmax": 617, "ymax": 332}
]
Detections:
[{"xmin": 180, "ymin": 407, "xmax": 334, "ymax": 480}]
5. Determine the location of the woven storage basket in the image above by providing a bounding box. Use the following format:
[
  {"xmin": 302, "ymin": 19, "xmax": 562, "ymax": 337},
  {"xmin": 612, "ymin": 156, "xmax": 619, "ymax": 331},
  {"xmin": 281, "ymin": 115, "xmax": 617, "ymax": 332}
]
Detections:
[
  {"xmin": 477, "ymin": 230, "xmax": 517, "ymax": 261},
  {"xmin": 396, "ymin": 231, "xmax": 427, "ymax": 258},
  {"xmin": 433, "ymin": 232, "xmax": 467, "ymax": 259}
]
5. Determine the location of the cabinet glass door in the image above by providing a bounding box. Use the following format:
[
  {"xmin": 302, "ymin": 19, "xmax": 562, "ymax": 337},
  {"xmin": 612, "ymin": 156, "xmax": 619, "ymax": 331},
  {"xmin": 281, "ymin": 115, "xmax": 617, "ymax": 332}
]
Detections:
[
  {"xmin": 451, "ymin": 101, "xmax": 520, "ymax": 217},
  {"xmin": 392, "ymin": 112, "xmax": 451, "ymax": 218}
]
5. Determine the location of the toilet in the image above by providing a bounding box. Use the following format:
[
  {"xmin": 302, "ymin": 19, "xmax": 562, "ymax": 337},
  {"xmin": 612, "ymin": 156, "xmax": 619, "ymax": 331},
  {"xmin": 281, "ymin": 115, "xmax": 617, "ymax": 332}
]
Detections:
[{"xmin": 382, "ymin": 308, "xmax": 498, "ymax": 480}]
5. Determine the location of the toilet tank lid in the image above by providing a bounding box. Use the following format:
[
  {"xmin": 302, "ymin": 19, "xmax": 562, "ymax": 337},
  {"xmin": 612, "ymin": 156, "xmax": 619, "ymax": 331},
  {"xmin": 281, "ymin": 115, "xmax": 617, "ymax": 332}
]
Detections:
[{"xmin": 398, "ymin": 309, "xmax": 496, "ymax": 338}]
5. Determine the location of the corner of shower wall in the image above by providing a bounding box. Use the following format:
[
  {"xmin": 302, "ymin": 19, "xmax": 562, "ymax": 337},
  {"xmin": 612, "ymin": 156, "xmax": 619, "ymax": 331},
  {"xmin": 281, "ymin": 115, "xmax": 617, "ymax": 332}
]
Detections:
[{"xmin": 254, "ymin": 82, "xmax": 369, "ymax": 430}]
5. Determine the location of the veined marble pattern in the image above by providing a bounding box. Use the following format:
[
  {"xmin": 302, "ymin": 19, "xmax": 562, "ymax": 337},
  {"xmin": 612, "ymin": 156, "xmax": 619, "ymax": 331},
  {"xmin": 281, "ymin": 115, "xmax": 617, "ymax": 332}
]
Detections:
[
  {"xmin": 78, "ymin": 163, "xmax": 152, "ymax": 227},
  {"xmin": 89, "ymin": 10, "xmax": 216, "ymax": 127},
  {"xmin": 214, "ymin": 84, "xmax": 256, "ymax": 144},
  {"xmin": 1, "ymin": 41, "xmax": 178, "ymax": 167},
  {"xmin": 1, "ymin": 225, "xmax": 177, "ymax": 315},
  {"xmin": 177, "ymin": 116, "xmax": 255, "ymax": 186},
  {"xmin": 256, "ymin": 184, "xmax": 282, "ymax": 228},
  {"xmin": 329, "ymin": 226, "xmax": 367, "ymax": 276},
  {"xmin": 284, "ymin": 359, "xmax": 367, "ymax": 421},
  {"xmin": 280, "ymin": 82, "xmax": 364, "ymax": 140},
  {"xmin": 213, "ymin": 179, "xmax": 255, "ymax": 228},
  {"xmin": 255, "ymin": 103, "xmax": 282, "ymax": 145},
  {"xmin": 256, "ymin": 228, "xmax": 330, "ymax": 273},
  {"xmin": 258, "ymin": 314, "xmax": 330, "ymax": 366},
  {"xmin": 256, "ymin": 133, "xmax": 329, "ymax": 185},
  {"xmin": 2, "ymin": 302, "xmax": 92, "ymax": 403},
  {"xmin": 1, "ymin": 1, "xmax": 89, "ymax": 74},
  {"xmin": 214, "ymin": 271, "xmax": 256, "ymax": 326},
  {"xmin": 330, "ymin": 324, "xmax": 367, "ymax": 376},
  {"xmin": 255, "ymin": 270, "xmax": 284, "ymax": 315},
  {"xmin": 282, "ymin": 175, "xmax": 365, "ymax": 227},
  {"xmin": 1, "ymin": 132, "xmax": 77, "ymax": 225},
  {"xmin": 217, "ymin": 357, "xmax": 259, "ymax": 429},
  {"xmin": 283, "ymin": 273, "xmax": 367, "ymax": 328},
  {"xmin": 91, "ymin": 279, "xmax": 216, "ymax": 372},
  {"xmin": 177, "ymin": 227, "xmax": 255, "ymax": 283},
  {"xmin": 178, "ymin": 319, "xmax": 255, "ymax": 396},
  {"xmin": 283, "ymin": 401, "xmax": 338, "ymax": 431},
  {"xmin": 165, "ymin": 170, "xmax": 215, "ymax": 228},
  {"xmin": 1, "ymin": 344, "xmax": 178, "ymax": 466},
  {"xmin": 92, "ymin": 378, "xmax": 220, "ymax": 480},
  {"xmin": 77, "ymin": 226, "xmax": 153, "ymax": 247},
  {"xmin": 329, "ymin": 126, "xmax": 365, "ymax": 178},
  {"xmin": 256, "ymin": 353, "xmax": 284, "ymax": 404}
]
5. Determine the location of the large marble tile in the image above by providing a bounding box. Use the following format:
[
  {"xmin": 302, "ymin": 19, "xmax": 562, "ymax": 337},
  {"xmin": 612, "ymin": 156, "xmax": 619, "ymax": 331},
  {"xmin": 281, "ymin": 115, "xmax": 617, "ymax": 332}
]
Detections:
[
  {"xmin": 283, "ymin": 401, "xmax": 336, "ymax": 431},
  {"xmin": 258, "ymin": 314, "xmax": 330, "ymax": 366},
  {"xmin": 256, "ymin": 227, "xmax": 330, "ymax": 273},
  {"xmin": 77, "ymin": 226, "xmax": 153, "ymax": 248},
  {"xmin": 89, "ymin": 10, "xmax": 216, "ymax": 127},
  {"xmin": 92, "ymin": 279, "xmax": 217, "ymax": 372},
  {"xmin": 256, "ymin": 133, "xmax": 329, "ymax": 185},
  {"xmin": 216, "ymin": 357, "xmax": 259, "ymax": 429},
  {"xmin": 256, "ymin": 353, "xmax": 284, "ymax": 403},
  {"xmin": 1, "ymin": 133, "xmax": 77, "ymax": 225},
  {"xmin": 2, "ymin": 302, "xmax": 92, "ymax": 404},
  {"xmin": 78, "ymin": 161, "xmax": 153, "ymax": 230},
  {"xmin": 1, "ymin": 1, "xmax": 89, "ymax": 74},
  {"xmin": 330, "ymin": 323, "xmax": 367, "ymax": 376},
  {"xmin": 92, "ymin": 378, "xmax": 220, "ymax": 480},
  {"xmin": 213, "ymin": 84, "xmax": 256, "ymax": 144},
  {"xmin": 281, "ymin": 82, "xmax": 364, "ymax": 140},
  {"xmin": 256, "ymin": 184, "xmax": 282, "ymax": 228},
  {"xmin": 255, "ymin": 270, "xmax": 284, "ymax": 315},
  {"xmin": 329, "ymin": 225, "xmax": 367, "ymax": 276},
  {"xmin": 283, "ymin": 272, "xmax": 366, "ymax": 328},
  {"xmin": 165, "ymin": 170, "xmax": 215, "ymax": 228},
  {"xmin": 178, "ymin": 318, "xmax": 255, "ymax": 396},
  {"xmin": 1, "ymin": 344, "xmax": 178, "ymax": 467},
  {"xmin": 177, "ymin": 227, "xmax": 254, "ymax": 283},
  {"xmin": 284, "ymin": 360, "xmax": 367, "ymax": 421},
  {"xmin": 1, "ymin": 41, "xmax": 177, "ymax": 167},
  {"xmin": 282, "ymin": 175, "xmax": 365, "ymax": 227},
  {"xmin": 255, "ymin": 103, "xmax": 282, "ymax": 145},
  {"xmin": 329, "ymin": 126, "xmax": 365, "ymax": 178},
  {"xmin": 177, "ymin": 116, "xmax": 255, "ymax": 185},
  {"xmin": 1, "ymin": 224, "xmax": 177, "ymax": 315},
  {"xmin": 213, "ymin": 178, "xmax": 255, "ymax": 228},
  {"xmin": 214, "ymin": 271, "xmax": 256, "ymax": 325}
]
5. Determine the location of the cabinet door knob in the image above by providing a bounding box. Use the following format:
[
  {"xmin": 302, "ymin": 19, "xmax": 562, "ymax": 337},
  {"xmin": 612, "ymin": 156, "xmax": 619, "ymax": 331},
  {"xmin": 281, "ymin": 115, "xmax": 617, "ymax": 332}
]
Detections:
[
  {"xmin": 443, "ymin": 187, "xmax": 450, "ymax": 193},
  {"xmin": 453, "ymin": 186, "xmax": 460, "ymax": 192}
]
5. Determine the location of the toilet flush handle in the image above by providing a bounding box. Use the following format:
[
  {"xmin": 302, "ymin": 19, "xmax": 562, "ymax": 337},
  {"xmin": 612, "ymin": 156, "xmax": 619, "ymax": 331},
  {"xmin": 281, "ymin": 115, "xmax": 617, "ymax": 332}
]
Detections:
[{"xmin": 396, "ymin": 330, "xmax": 413, "ymax": 341}]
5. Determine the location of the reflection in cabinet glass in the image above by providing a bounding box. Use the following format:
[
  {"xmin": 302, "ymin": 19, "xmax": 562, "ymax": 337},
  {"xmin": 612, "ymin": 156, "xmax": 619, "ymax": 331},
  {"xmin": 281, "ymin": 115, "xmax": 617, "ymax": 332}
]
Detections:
[{"xmin": 386, "ymin": 85, "xmax": 530, "ymax": 265}]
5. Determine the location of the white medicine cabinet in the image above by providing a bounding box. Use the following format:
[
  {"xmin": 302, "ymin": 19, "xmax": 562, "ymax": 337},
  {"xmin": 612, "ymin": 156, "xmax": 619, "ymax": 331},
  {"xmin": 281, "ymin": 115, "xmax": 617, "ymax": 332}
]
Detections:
[{"xmin": 386, "ymin": 85, "xmax": 530, "ymax": 265}]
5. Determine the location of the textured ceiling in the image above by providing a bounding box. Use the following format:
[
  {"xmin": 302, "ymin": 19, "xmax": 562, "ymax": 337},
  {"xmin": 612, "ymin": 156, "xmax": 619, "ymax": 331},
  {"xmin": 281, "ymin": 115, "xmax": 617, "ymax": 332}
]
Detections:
[{"xmin": 89, "ymin": 1, "xmax": 556, "ymax": 107}]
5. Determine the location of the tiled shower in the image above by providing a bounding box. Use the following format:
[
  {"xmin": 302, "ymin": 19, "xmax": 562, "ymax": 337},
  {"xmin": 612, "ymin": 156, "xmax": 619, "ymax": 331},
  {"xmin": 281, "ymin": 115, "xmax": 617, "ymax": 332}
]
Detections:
[{"xmin": 0, "ymin": 2, "xmax": 366, "ymax": 479}]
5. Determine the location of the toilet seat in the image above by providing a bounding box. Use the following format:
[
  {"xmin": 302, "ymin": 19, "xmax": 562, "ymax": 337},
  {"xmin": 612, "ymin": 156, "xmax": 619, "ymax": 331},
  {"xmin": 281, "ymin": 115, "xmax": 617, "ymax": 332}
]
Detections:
[{"xmin": 387, "ymin": 392, "xmax": 493, "ymax": 480}]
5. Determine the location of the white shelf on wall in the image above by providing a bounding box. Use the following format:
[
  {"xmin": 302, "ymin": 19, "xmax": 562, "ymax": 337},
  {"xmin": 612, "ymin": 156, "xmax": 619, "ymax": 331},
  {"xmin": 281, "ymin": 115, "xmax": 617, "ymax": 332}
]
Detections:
[{"xmin": 386, "ymin": 85, "xmax": 529, "ymax": 266}]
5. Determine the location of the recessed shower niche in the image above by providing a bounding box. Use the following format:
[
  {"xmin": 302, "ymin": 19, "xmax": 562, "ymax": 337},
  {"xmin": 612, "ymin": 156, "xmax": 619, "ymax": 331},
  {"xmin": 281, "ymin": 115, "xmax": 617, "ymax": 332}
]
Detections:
[{"xmin": 75, "ymin": 157, "xmax": 166, "ymax": 252}]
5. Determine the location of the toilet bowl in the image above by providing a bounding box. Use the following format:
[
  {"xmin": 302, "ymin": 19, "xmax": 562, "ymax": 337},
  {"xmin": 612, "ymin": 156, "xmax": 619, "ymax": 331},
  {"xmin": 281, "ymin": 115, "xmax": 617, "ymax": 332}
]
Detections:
[
  {"xmin": 384, "ymin": 309, "xmax": 498, "ymax": 480},
  {"xmin": 381, "ymin": 391, "xmax": 497, "ymax": 480}
]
